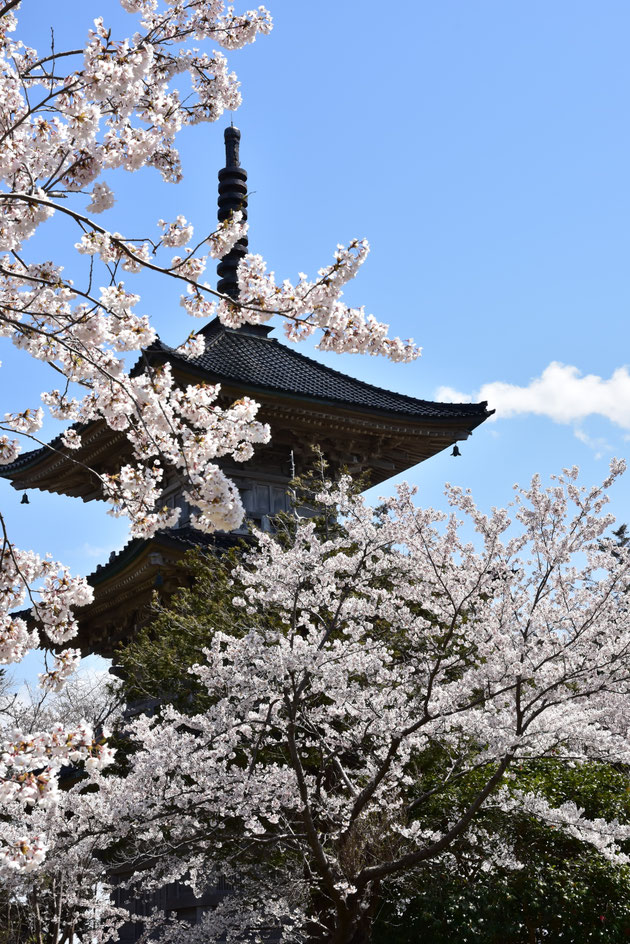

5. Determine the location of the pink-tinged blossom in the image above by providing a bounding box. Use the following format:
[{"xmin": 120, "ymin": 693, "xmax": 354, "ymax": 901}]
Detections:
[
  {"xmin": 0, "ymin": 835, "xmax": 47, "ymax": 874},
  {"xmin": 3, "ymin": 408, "xmax": 44, "ymax": 434},
  {"xmin": 207, "ymin": 210, "xmax": 247, "ymax": 259},
  {"xmin": 0, "ymin": 615, "xmax": 39, "ymax": 665},
  {"xmin": 38, "ymin": 648, "xmax": 82, "ymax": 693},
  {"xmin": 76, "ymin": 462, "xmax": 630, "ymax": 941},
  {"xmin": 0, "ymin": 436, "xmax": 20, "ymax": 464},
  {"xmin": 0, "ymin": 716, "xmax": 115, "ymax": 878},
  {"xmin": 86, "ymin": 181, "xmax": 115, "ymax": 213},
  {"xmin": 60, "ymin": 428, "xmax": 82, "ymax": 450},
  {"xmin": 175, "ymin": 333, "xmax": 206, "ymax": 359},
  {"xmin": 233, "ymin": 241, "xmax": 421, "ymax": 361},
  {"xmin": 0, "ymin": 548, "xmax": 92, "ymax": 655},
  {"xmin": 158, "ymin": 215, "xmax": 194, "ymax": 248},
  {"xmin": 0, "ymin": 0, "xmax": 424, "ymax": 882}
]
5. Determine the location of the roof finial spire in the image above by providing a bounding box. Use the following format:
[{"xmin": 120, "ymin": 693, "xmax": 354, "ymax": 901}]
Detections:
[
  {"xmin": 217, "ymin": 125, "xmax": 248, "ymax": 299},
  {"xmin": 224, "ymin": 123, "xmax": 240, "ymax": 168}
]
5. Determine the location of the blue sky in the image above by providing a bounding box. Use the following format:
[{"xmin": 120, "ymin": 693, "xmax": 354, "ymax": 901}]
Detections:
[{"xmin": 3, "ymin": 1, "xmax": 630, "ymax": 682}]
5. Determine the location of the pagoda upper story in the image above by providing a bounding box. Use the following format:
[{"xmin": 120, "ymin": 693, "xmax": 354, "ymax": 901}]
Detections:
[
  {"xmin": 2, "ymin": 316, "xmax": 491, "ymax": 506},
  {"xmin": 0, "ymin": 127, "xmax": 493, "ymax": 656}
]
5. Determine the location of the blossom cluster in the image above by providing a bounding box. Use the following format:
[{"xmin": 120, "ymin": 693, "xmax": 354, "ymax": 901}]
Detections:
[
  {"xmin": 38, "ymin": 648, "xmax": 83, "ymax": 694},
  {"xmin": 3, "ymin": 463, "xmax": 630, "ymax": 936},
  {"xmin": 0, "ymin": 718, "xmax": 115, "ymax": 877},
  {"xmin": 0, "ymin": 0, "xmax": 424, "ymax": 886},
  {"xmin": 105, "ymin": 462, "xmax": 630, "ymax": 940},
  {"xmin": 85, "ymin": 366, "xmax": 271, "ymax": 537},
  {"xmin": 184, "ymin": 239, "xmax": 420, "ymax": 361},
  {"xmin": 0, "ymin": 546, "xmax": 93, "ymax": 663}
]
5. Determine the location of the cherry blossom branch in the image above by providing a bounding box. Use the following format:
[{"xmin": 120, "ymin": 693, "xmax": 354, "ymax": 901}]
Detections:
[{"xmin": 356, "ymin": 756, "xmax": 512, "ymax": 886}]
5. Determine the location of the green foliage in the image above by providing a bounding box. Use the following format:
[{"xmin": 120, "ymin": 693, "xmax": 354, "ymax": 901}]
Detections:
[
  {"xmin": 375, "ymin": 760, "xmax": 630, "ymax": 944},
  {"xmin": 613, "ymin": 524, "xmax": 629, "ymax": 549},
  {"xmin": 117, "ymin": 546, "xmax": 249, "ymax": 713}
]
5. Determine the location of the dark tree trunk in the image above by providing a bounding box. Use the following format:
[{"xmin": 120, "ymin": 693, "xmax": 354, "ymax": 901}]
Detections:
[{"xmin": 306, "ymin": 884, "xmax": 380, "ymax": 944}]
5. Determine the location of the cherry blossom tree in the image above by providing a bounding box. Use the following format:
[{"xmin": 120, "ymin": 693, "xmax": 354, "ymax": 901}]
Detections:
[
  {"xmin": 85, "ymin": 460, "xmax": 630, "ymax": 943},
  {"xmin": 0, "ymin": 666, "xmax": 122, "ymax": 734},
  {"xmin": 0, "ymin": 0, "xmax": 420, "ymax": 876},
  {"xmin": 0, "ymin": 673, "xmax": 124, "ymax": 943},
  {"xmin": 7, "ymin": 7, "xmax": 627, "ymax": 941},
  {"xmin": 0, "ymin": 762, "xmax": 128, "ymax": 944}
]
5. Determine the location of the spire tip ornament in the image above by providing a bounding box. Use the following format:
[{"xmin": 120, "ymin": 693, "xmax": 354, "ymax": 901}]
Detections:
[
  {"xmin": 224, "ymin": 124, "xmax": 241, "ymax": 168},
  {"xmin": 217, "ymin": 125, "xmax": 248, "ymax": 299}
]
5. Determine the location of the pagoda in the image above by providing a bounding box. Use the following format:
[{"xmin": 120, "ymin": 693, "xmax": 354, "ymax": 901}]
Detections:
[{"xmin": 0, "ymin": 127, "xmax": 492, "ymax": 658}]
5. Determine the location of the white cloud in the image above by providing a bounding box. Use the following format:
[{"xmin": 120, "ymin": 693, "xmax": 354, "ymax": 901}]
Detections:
[
  {"xmin": 435, "ymin": 385, "xmax": 472, "ymax": 404},
  {"xmin": 436, "ymin": 362, "xmax": 630, "ymax": 430},
  {"xmin": 573, "ymin": 428, "xmax": 612, "ymax": 461}
]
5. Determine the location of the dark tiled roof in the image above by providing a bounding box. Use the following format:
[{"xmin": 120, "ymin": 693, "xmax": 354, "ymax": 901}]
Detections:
[
  {"xmin": 0, "ymin": 322, "xmax": 491, "ymax": 479},
  {"xmin": 88, "ymin": 527, "xmax": 239, "ymax": 586},
  {"xmin": 152, "ymin": 320, "xmax": 490, "ymax": 422},
  {"xmin": 0, "ymin": 445, "xmax": 47, "ymax": 474},
  {"xmin": 0, "ymin": 426, "xmax": 81, "ymax": 475},
  {"xmin": 0, "ymin": 419, "xmax": 121, "ymax": 476}
]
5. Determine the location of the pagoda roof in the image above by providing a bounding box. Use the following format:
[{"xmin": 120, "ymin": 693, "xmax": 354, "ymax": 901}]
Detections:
[
  {"xmin": 0, "ymin": 321, "xmax": 492, "ymax": 492},
  {"xmin": 0, "ymin": 421, "xmax": 122, "ymax": 479},
  {"xmin": 147, "ymin": 319, "xmax": 491, "ymax": 423},
  {"xmin": 88, "ymin": 527, "xmax": 214, "ymax": 587},
  {"xmin": 74, "ymin": 526, "xmax": 239, "ymax": 656}
]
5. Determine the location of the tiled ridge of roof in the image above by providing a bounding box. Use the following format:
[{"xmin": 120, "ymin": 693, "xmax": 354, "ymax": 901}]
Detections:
[
  {"xmin": 155, "ymin": 320, "xmax": 491, "ymax": 421},
  {"xmin": 0, "ymin": 444, "xmax": 48, "ymax": 473},
  {"xmin": 88, "ymin": 526, "xmax": 236, "ymax": 585},
  {"xmin": 0, "ymin": 420, "xmax": 91, "ymax": 475},
  {"xmin": 0, "ymin": 322, "xmax": 491, "ymax": 477}
]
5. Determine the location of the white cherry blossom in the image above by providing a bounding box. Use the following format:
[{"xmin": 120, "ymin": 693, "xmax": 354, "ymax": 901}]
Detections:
[
  {"xmin": 0, "ymin": 0, "xmax": 418, "ymax": 888},
  {"xmin": 55, "ymin": 461, "xmax": 630, "ymax": 942}
]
